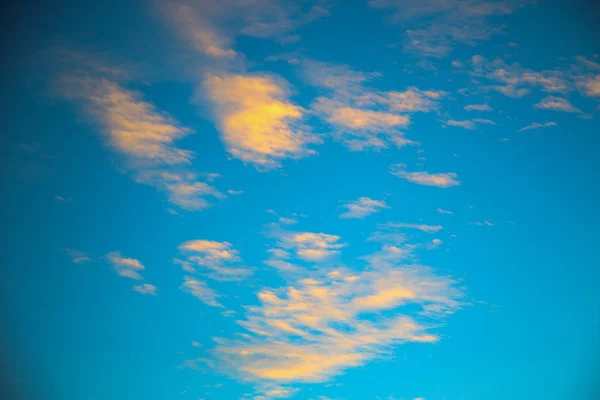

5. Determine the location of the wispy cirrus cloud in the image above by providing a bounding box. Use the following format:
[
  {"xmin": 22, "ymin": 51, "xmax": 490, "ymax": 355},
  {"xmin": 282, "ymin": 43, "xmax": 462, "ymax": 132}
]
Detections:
[
  {"xmin": 518, "ymin": 121, "xmax": 557, "ymax": 132},
  {"xmin": 384, "ymin": 222, "xmax": 443, "ymax": 233},
  {"xmin": 339, "ymin": 197, "xmax": 389, "ymax": 219},
  {"xmin": 66, "ymin": 248, "xmax": 92, "ymax": 264},
  {"xmin": 464, "ymin": 104, "xmax": 493, "ymax": 111},
  {"xmin": 390, "ymin": 164, "xmax": 460, "ymax": 188},
  {"xmin": 436, "ymin": 208, "xmax": 454, "ymax": 215},
  {"xmin": 369, "ymin": 0, "xmax": 528, "ymax": 57},
  {"xmin": 60, "ymin": 71, "xmax": 223, "ymax": 210},
  {"xmin": 534, "ymin": 96, "xmax": 581, "ymax": 113},
  {"xmin": 176, "ymin": 239, "xmax": 252, "ymax": 280},
  {"xmin": 181, "ymin": 276, "xmax": 223, "ymax": 307},
  {"xmin": 106, "ymin": 251, "xmax": 146, "ymax": 280},
  {"xmin": 446, "ymin": 119, "xmax": 477, "ymax": 130},
  {"xmin": 162, "ymin": 0, "xmax": 333, "ymax": 54}
]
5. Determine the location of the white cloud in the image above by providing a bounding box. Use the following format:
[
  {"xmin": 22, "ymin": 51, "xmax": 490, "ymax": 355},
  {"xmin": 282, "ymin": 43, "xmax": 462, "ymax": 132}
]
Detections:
[
  {"xmin": 385, "ymin": 222, "xmax": 443, "ymax": 233},
  {"xmin": 446, "ymin": 120, "xmax": 477, "ymax": 130},
  {"xmin": 66, "ymin": 249, "xmax": 92, "ymax": 264},
  {"xmin": 464, "ymin": 104, "xmax": 493, "ymax": 111},
  {"xmin": 469, "ymin": 220, "xmax": 495, "ymax": 227},
  {"xmin": 390, "ymin": 164, "xmax": 460, "ymax": 188},
  {"xmin": 181, "ymin": 276, "xmax": 223, "ymax": 307},
  {"xmin": 133, "ymin": 283, "xmax": 157, "ymax": 295},
  {"xmin": 534, "ymin": 96, "xmax": 581, "ymax": 113},
  {"xmin": 518, "ymin": 121, "xmax": 557, "ymax": 132},
  {"xmin": 436, "ymin": 208, "xmax": 453, "ymax": 215},
  {"xmin": 106, "ymin": 251, "xmax": 145, "ymax": 280},
  {"xmin": 579, "ymin": 75, "xmax": 600, "ymax": 97},
  {"xmin": 177, "ymin": 239, "xmax": 252, "ymax": 280},
  {"xmin": 340, "ymin": 197, "xmax": 389, "ymax": 219}
]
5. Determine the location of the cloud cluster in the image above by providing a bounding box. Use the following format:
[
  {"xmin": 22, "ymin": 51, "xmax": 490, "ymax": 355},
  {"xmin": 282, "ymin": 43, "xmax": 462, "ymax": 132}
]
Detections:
[
  {"xmin": 207, "ymin": 225, "xmax": 463, "ymax": 385},
  {"xmin": 453, "ymin": 55, "xmax": 571, "ymax": 97},
  {"xmin": 305, "ymin": 60, "xmax": 444, "ymax": 150}
]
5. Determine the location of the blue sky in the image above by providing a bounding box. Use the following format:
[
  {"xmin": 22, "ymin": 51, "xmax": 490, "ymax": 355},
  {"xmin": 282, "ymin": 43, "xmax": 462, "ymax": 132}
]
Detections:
[{"xmin": 1, "ymin": 1, "xmax": 600, "ymax": 399}]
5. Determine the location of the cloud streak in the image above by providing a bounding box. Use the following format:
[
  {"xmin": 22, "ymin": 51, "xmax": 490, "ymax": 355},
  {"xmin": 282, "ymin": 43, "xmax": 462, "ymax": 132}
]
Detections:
[
  {"xmin": 390, "ymin": 164, "xmax": 460, "ymax": 188},
  {"xmin": 60, "ymin": 73, "xmax": 223, "ymax": 210}
]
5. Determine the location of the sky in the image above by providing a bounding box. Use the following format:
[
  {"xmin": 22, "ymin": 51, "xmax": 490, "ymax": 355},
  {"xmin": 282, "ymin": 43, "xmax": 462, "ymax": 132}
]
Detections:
[{"xmin": 1, "ymin": 1, "xmax": 600, "ymax": 399}]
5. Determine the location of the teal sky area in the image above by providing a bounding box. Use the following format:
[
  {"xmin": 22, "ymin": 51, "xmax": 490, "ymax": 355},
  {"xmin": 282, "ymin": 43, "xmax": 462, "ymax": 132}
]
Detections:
[{"xmin": 1, "ymin": 1, "xmax": 599, "ymax": 399}]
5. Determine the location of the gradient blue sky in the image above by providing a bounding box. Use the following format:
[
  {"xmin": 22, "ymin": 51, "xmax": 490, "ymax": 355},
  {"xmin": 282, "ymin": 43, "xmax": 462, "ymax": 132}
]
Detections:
[{"xmin": 2, "ymin": 1, "xmax": 600, "ymax": 399}]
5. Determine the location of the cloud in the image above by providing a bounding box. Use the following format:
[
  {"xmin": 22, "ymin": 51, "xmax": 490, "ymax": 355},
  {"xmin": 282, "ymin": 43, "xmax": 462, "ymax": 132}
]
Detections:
[
  {"xmin": 133, "ymin": 283, "xmax": 157, "ymax": 295},
  {"xmin": 446, "ymin": 119, "xmax": 477, "ymax": 130},
  {"xmin": 204, "ymin": 74, "xmax": 320, "ymax": 169},
  {"xmin": 464, "ymin": 104, "xmax": 493, "ymax": 111},
  {"xmin": 66, "ymin": 249, "xmax": 92, "ymax": 264},
  {"xmin": 339, "ymin": 197, "xmax": 389, "ymax": 219},
  {"xmin": 161, "ymin": 0, "xmax": 333, "ymax": 65},
  {"xmin": 60, "ymin": 74, "xmax": 223, "ymax": 210},
  {"xmin": 106, "ymin": 252, "xmax": 145, "ymax": 280},
  {"xmin": 576, "ymin": 56, "xmax": 600, "ymax": 71},
  {"xmin": 390, "ymin": 164, "xmax": 460, "ymax": 188},
  {"xmin": 534, "ymin": 96, "xmax": 581, "ymax": 113},
  {"xmin": 578, "ymin": 75, "xmax": 600, "ymax": 97},
  {"xmin": 436, "ymin": 208, "xmax": 453, "ymax": 215},
  {"xmin": 210, "ymin": 239, "xmax": 463, "ymax": 383},
  {"xmin": 471, "ymin": 118, "xmax": 496, "ymax": 125},
  {"xmin": 453, "ymin": 55, "xmax": 571, "ymax": 97},
  {"xmin": 518, "ymin": 121, "xmax": 557, "ymax": 132},
  {"xmin": 181, "ymin": 276, "xmax": 223, "ymax": 307},
  {"xmin": 369, "ymin": 0, "xmax": 527, "ymax": 57},
  {"xmin": 177, "ymin": 239, "xmax": 252, "ymax": 280},
  {"xmin": 163, "ymin": 0, "xmax": 333, "ymax": 49},
  {"xmin": 384, "ymin": 223, "xmax": 443, "ymax": 233},
  {"xmin": 164, "ymin": 2, "xmax": 237, "ymax": 59},
  {"xmin": 184, "ymin": 222, "xmax": 464, "ymax": 388},
  {"xmin": 469, "ymin": 220, "xmax": 495, "ymax": 227},
  {"xmin": 228, "ymin": 189, "xmax": 244, "ymax": 195},
  {"xmin": 278, "ymin": 231, "xmax": 346, "ymax": 262},
  {"xmin": 304, "ymin": 60, "xmax": 443, "ymax": 150}
]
